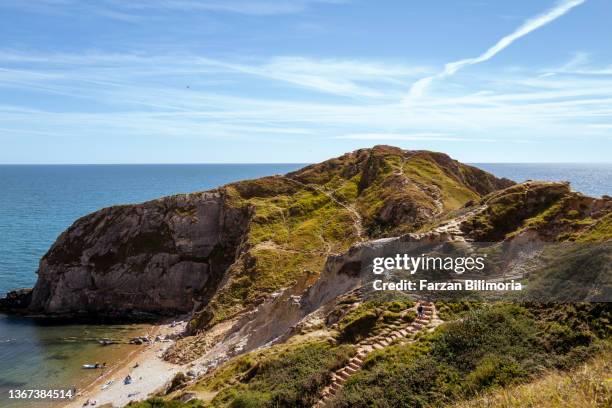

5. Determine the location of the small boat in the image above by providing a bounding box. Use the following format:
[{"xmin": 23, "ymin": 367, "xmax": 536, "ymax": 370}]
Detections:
[
  {"xmin": 82, "ymin": 362, "xmax": 106, "ymax": 369},
  {"xmin": 99, "ymin": 338, "xmax": 115, "ymax": 346}
]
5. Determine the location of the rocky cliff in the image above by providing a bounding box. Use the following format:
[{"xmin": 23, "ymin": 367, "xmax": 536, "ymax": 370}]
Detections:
[
  {"xmin": 3, "ymin": 146, "xmax": 513, "ymax": 321},
  {"xmin": 27, "ymin": 191, "xmax": 251, "ymax": 318}
]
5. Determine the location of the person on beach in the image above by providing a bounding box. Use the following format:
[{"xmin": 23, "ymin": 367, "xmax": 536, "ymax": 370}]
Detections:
[{"xmin": 417, "ymin": 303, "xmax": 424, "ymax": 319}]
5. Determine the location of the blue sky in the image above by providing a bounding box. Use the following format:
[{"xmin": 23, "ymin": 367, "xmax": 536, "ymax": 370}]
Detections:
[{"xmin": 1, "ymin": 0, "xmax": 611, "ymax": 163}]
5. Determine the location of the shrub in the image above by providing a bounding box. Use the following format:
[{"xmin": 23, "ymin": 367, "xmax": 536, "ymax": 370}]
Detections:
[
  {"xmin": 212, "ymin": 341, "xmax": 353, "ymax": 408},
  {"xmin": 402, "ymin": 310, "xmax": 416, "ymax": 323},
  {"xmin": 338, "ymin": 309, "xmax": 378, "ymax": 342},
  {"xmin": 387, "ymin": 301, "xmax": 405, "ymax": 313},
  {"xmin": 330, "ymin": 303, "xmax": 607, "ymax": 408},
  {"xmin": 382, "ymin": 311, "xmax": 401, "ymax": 323},
  {"xmin": 229, "ymin": 391, "xmax": 270, "ymax": 408},
  {"xmin": 465, "ymin": 355, "xmax": 526, "ymax": 391}
]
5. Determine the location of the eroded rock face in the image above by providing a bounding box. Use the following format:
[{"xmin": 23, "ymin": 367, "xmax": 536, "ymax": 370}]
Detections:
[{"xmin": 27, "ymin": 191, "xmax": 251, "ymax": 318}]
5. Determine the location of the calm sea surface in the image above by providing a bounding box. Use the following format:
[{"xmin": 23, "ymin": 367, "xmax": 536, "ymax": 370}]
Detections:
[{"xmin": 0, "ymin": 162, "xmax": 610, "ymax": 406}]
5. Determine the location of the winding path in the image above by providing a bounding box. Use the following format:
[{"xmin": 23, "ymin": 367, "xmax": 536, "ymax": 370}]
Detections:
[{"xmin": 284, "ymin": 176, "xmax": 365, "ymax": 240}]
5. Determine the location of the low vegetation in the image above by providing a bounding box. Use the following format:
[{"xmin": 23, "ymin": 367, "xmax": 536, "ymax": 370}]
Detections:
[
  {"xmin": 327, "ymin": 303, "xmax": 610, "ymax": 407},
  {"xmin": 452, "ymin": 348, "xmax": 611, "ymax": 408},
  {"xmin": 336, "ymin": 299, "xmax": 415, "ymax": 343},
  {"xmin": 204, "ymin": 341, "xmax": 354, "ymax": 407}
]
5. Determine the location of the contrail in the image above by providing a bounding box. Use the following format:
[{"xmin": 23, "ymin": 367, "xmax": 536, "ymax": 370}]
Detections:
[{"xmin": 408, "ymin": 0, "xmax": 586, "ymax": 99}]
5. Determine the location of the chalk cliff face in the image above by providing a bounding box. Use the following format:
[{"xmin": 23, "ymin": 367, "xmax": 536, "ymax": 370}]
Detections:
[
  {"xmin": 9, "ymin": 145, "xmax": 515, "ymax": 320},
  {"xmin": 28, "ymin": 191, "xmax": 250, "ymax": 318}
]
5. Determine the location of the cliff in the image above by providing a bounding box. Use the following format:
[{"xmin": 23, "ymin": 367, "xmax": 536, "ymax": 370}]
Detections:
[
  {"xmin": 3, "ymin": 145, "xmax": 512, "ymax": 321},
  {"xmin": 28, "ymin": 191, "xmax": 250, "ymax": 318}
]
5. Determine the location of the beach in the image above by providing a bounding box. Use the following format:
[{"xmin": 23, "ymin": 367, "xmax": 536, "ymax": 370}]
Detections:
[{"xmin": 65, "ymin": 321, "xmax": 187, "ymax": 408}]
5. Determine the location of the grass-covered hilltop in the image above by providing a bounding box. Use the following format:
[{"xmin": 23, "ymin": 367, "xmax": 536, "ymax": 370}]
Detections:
[{"xmin": 2, "ymin": 146, "xmax": 610, "ymax": 408}]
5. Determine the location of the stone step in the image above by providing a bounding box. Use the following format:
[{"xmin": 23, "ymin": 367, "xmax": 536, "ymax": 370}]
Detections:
[
  {"xmin": 338, "ymin": 370, "xmax": 350, "ymax": 380},
  {"xmin": 348, "ymin": 362, "xmax": 360, "ymax": 370},
  {"xmin": 359, "ymin": 345, "xmax": 373, "ymax": 353},
  {"xmin": 345, "ymin": 366, "xmax": 358, "ymax": 374},
  {"xmin": 372, "ymin": 343, "xmax": 384, "ymax": 350}
]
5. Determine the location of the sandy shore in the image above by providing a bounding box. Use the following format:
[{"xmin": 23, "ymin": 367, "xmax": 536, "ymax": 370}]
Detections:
[{"xmin": 64, "ymin": 321, "xmax": 187, "ymax": 408}]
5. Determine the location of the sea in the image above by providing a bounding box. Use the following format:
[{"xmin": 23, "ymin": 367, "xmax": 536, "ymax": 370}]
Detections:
[{"xmin": 0, "ymin": 162, "xmax": 610, "ymax": 406}]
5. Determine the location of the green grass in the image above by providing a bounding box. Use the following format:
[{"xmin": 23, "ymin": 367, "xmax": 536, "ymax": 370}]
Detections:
[
  {"xmin": 452, "ymin": 347, "xmax": 611, "ymax": 408},
  {"xmin": 336, "ymin": 299, "xmax": 415, "ymax": 343},
  {"xmin": 202, "ymin": 186, "xmax": 357, "ymax": 325},
  {"xmin": 575, "ymin": 213, "xmax": 612, "ymax": 242},
  {"xmin": 403, "ymin": 156, "xmax": 479, "ymax": 210},
  {"xmin": 465, "ymin": 182, "xmax": 570, "ymax": 240},
  {"xmin": 327, "ymin": 303, "xmax": 610, "ymax": 408},
  {"xmin": 206, "ymin": 341, "xmax": 354, "ymax": 408}
]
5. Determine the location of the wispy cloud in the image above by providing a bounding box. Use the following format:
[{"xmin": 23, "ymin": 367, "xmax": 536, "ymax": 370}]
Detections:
[
  {"xmin": 0, "ymin": 51, "xmax": 430, "ymax": 100},
  {"xmin": 1, "ymin": 48, "xmax": 611, "ymax": 154},
  {"xmin": 408, "ymin": 0, "xmax": 587, "ymax": 99}
]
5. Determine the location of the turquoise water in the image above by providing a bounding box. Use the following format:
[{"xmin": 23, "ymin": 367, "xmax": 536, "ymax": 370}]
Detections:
[{"xmin": 0, "ymin": 162, "xmax": 610, "ymax": 406}]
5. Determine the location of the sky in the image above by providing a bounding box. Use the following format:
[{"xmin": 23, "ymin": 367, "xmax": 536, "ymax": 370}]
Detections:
[{"xmin": 1, "ymin": 0, "xmax": 611, "ymax": 163}]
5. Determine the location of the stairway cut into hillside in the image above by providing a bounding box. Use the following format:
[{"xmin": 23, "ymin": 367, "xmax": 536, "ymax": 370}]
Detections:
[{"xmin": 313, "ymin": 302, "xmax": 442, "ymax": 408}]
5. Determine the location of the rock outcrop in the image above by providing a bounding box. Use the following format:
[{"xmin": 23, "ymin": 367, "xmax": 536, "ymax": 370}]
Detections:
[{"xmin": 0, "ymin": 288, "xmax": 32, "ymax": 312}]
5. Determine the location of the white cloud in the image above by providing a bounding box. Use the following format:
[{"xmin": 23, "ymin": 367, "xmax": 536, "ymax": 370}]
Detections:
[{"xmin": 408, "ymin": 0, "xmax": 587, "ymax": 99}]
